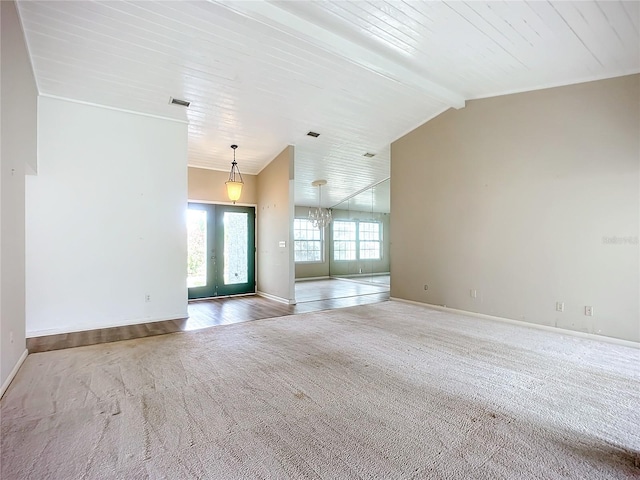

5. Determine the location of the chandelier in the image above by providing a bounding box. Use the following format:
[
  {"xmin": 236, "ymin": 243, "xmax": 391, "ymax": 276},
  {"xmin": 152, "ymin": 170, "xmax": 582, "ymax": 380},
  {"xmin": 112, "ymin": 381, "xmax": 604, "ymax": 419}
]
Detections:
[
  {"xmin": 308, "ymin": 180, "xmax": 332, "ymax": 229},
  {"xmin": 225, "ymin": 144, "xmax": 244, "ymax": 204}
]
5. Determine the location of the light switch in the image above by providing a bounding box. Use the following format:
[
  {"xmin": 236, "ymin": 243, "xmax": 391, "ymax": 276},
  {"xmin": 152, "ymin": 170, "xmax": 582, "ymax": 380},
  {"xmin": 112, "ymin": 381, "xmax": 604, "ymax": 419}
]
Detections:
[{"xmin": 279, "ymin": 241, "xmax": 286, "ymax": 248}]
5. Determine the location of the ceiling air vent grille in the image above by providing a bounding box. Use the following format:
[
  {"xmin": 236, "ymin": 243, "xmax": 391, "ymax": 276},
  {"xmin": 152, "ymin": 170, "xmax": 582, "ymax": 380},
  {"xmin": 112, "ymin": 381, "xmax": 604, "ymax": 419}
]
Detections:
[
  {"xmin": 169, "ymin": 97, "xmax": 190, "ymax": 107},
  {"xmin": 363, "ymin": 152, "xmax": 376, "ymax": 158},
  {"xmin": 307, "ymin": 131, "xmax": 320, "ymax": 137}
]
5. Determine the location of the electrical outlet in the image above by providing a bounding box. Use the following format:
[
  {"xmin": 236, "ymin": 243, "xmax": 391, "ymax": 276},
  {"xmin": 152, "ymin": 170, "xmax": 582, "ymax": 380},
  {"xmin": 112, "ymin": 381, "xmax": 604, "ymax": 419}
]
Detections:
[
  {"xmin": 556, "ymin": 302, "xmax": 564, "ymax": 312},
  {"xmin": 470, "ymin": 289, "xmax": 477, "ymax": 299},
  {"xmin": 424, "ymin": 284, "xmax": 428, "ymax": 291},
  {"xmin": 145, "ymin": 294, "xmax": 151, "ymax": 303},
  {"xmin": 9, "ymin": 331, "xmax": 14, "ymax": 344},
  {"xmin": 585, "ymin": 306, "xmax": 594, "ymax": 316}
]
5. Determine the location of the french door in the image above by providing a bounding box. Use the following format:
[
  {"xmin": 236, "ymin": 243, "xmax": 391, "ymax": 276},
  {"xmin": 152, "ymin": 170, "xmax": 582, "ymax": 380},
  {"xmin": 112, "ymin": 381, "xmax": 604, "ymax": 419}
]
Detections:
[{"xmin": 187, "ymin": 203, "xmax": 255, "ymax": 299}]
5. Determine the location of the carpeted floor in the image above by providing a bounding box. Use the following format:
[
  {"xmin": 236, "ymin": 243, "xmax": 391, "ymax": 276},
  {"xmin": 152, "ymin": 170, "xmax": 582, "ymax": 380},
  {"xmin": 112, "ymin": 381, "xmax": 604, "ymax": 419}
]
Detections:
[{"xmin": 1, "ymin": 301, "xmax": 639, "ymax": 479}]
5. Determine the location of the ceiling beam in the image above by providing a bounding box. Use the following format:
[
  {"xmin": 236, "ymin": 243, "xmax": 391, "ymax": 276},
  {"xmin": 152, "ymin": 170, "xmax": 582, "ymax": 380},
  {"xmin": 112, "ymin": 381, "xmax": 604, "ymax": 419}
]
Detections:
[{"xmin": 214, "ymin": 0, "xmax": 466, "ymax": 109}]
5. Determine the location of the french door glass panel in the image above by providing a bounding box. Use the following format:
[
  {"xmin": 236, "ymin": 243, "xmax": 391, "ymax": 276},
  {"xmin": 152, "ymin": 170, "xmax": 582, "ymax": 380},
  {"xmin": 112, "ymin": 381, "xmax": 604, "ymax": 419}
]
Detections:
[
  {"xmin": 223, "ymin": 212, "xmax": 249, "ymax": 285},
  {"xmin": 187, "ymin": 209, "xmax": 208, "ymax": 288}
]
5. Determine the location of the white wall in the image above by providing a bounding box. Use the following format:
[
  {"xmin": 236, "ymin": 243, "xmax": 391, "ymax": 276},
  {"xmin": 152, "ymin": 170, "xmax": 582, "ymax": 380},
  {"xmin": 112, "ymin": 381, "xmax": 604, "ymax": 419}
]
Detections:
[
  {"xmin": 26, "ymin": 97, "xmax": 188, "ymax": 336},
  {"xmin": 1, "ymin": 0, "xmax": 37, "ymax": 392},
  {"xmin": 391, "ymin": 75, "xmax": 640, "ymax": 343}
]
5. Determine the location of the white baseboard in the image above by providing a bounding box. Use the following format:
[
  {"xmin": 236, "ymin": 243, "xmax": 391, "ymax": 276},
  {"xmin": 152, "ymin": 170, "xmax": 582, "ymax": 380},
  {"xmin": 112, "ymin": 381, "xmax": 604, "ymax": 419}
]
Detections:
[
  {"xmin": 257, "ymin": 291, "xmax": 295, "ymax": 305},
  {"xmin": 334, "ymin": 276, "xmax": 390, "ymax": 287},
  {"xmin": 295, "ymin": 276, "xmax": 330, "ymax": 282},
  {"xmin": 390, "ymin": 297, "xmax": 640, "ymax": 349},
  {"xmin": 26, "ymin": 312, "xmax": 188, "ymax": 338},
  {"xmin": 1, "ymin": 349, "xmax": 28, "ymax": 399},
  {"xmin": 338, "ymin": 272, "xmax": 390, "ymax": 279}
]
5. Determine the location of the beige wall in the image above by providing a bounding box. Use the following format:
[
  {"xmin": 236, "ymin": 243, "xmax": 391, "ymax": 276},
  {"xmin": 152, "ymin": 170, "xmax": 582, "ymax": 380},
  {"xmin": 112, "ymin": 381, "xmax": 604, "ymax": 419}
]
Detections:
[
  {"xmin": 257, "ymin": 146, "xmax": 295, "ymax": 302},
  {"xmin": 391, "ymin": 74, "xmax": 639, "ymax": 342},
  {"xmin": 188, "ymin": 166, "xmax": 257, "ymax": 205},
  {"xmin": 1, "ymin": 0, "xmax": 37, "ymax": 391}
]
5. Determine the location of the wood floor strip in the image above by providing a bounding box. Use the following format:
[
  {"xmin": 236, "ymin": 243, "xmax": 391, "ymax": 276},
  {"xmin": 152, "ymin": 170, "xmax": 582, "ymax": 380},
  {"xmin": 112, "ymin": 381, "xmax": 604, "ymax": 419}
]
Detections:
[{"xmin": 27, "ymin": 279, "xmax": 390, "ymax": 353}]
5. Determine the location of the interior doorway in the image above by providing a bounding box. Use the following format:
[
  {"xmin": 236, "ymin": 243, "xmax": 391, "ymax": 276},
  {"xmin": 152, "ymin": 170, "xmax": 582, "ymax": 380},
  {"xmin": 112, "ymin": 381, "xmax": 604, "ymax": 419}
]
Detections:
[{"xmin": 187, "ymin": 203, "xmax": 255, "ymax": 299}]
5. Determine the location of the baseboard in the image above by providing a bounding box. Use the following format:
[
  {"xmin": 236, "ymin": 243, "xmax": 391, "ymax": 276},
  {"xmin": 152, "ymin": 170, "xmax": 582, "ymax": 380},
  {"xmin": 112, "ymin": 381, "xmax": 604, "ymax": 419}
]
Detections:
[
  {"xmin": 188, "ymin": 293, "xmax": 256, "ymax": 302},
  {"xmin": 27, "ymin": 312, "xmax": 188, "ymax": 338},
  {"xmin": 334, "ymin": 276, "xmax": 390, "ymax": 287},
  {"xmin": 257, "ymin": 291, "xmax": 295, "ymax": 305},
  {"xmin": 295, "ymin": 276, "xmax": 330, "ymax": 282},
  {"xmin": 0, "ymin": 349, "xmax": 28, "ymax": 399},
  {"xmin": 337, "ymin": 272, "xmax": 390, "ymax": 279},
  {"xmin": 390, "ymin": 297, "xmax": 640, "ymax": 349}
]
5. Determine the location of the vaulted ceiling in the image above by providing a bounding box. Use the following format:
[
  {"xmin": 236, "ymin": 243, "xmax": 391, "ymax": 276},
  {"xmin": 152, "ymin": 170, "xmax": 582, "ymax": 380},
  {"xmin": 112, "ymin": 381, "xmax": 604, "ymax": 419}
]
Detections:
[{"xmin": 16, "ymin": 1, "xmax": 640, "ymax": 208}]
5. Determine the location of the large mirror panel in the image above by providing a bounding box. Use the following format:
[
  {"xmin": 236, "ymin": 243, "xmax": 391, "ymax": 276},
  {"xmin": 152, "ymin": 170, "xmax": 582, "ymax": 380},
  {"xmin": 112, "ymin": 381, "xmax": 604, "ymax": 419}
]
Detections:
[{"xmin": 329, "ymin": 178, "xmax": 390, "ymax": 285}]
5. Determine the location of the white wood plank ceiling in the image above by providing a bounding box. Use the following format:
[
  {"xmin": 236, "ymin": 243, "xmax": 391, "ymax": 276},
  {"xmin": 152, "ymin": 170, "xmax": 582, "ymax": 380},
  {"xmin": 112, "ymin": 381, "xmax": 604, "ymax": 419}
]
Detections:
[{"xmin": 16, "ymin": 1, "xmax": 640, "ymax": 208}]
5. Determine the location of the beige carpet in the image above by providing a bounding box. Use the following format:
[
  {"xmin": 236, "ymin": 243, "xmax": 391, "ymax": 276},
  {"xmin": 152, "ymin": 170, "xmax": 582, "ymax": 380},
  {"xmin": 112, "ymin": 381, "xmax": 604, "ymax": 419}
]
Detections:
[{"xmin": 1, "ymin": 301, "xmax": 639, "ymax": 479}]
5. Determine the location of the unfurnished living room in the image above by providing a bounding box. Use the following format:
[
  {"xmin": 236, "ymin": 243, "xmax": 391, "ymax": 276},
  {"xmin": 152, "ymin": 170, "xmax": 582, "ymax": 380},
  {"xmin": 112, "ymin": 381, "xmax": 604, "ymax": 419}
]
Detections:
[{"xmin": 1, "ymin": 1, "xmax": 639, "ymax": 479}]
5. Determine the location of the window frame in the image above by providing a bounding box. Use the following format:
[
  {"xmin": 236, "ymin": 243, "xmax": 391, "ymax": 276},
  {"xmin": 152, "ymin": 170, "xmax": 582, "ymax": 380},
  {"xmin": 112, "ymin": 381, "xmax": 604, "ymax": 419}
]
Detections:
[
  {"xmin": 332, "ymin": 219, "xmax": 383, "ymax": 262},
  {"xmin": 332, "ymin": 220, "xmax": 357, "ymax": 262},
  {"xmin": 293, "ymin": 218, "xmax": 324, "ymax": 263},
  {"xmin": 357, "ymin": 221, "xmax": 382, "ymax": 261}
]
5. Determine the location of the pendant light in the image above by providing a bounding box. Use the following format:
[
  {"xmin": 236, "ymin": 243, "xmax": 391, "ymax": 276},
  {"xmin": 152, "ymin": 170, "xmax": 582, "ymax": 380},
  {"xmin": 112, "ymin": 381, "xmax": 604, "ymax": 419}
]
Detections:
[
  {"xmin": 308, "ymin": 180, "xmax": 332, "ymax": 229},
  {"xmin": 225, "ymin": 144, "xmax": 244, "ymax": 203}
]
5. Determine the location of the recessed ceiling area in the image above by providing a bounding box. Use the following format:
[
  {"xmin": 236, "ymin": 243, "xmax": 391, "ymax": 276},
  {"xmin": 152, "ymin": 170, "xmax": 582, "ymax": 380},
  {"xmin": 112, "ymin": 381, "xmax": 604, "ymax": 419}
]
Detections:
[{"xmin": 16, "ymin": 1, "xmax": 639, "ymax": 207}]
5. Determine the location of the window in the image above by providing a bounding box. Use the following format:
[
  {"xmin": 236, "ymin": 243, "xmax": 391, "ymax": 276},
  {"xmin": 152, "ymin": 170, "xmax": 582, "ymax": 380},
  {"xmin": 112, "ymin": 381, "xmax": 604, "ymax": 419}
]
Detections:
[
  {"xmin": 333, "ymin": 220, "xmax": 357, "ymax": 261},
  {"xmin": 332, "ymin": 220, "xmax": 382, "ymax": 261},
  {"xmin": 294, "ymin": 218, "xmax": 323, "ymax": 262},
  {"xmin": 358, "ymin": 222, "xmax": 381, "ymax": 260}
]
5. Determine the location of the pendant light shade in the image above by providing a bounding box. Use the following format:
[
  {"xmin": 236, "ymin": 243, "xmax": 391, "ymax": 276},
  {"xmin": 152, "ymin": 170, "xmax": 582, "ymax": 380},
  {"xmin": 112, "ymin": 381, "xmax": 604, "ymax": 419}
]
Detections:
[{"xmin": 225, "ymin": 145, "xmax": 244, "ymax": 203}]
